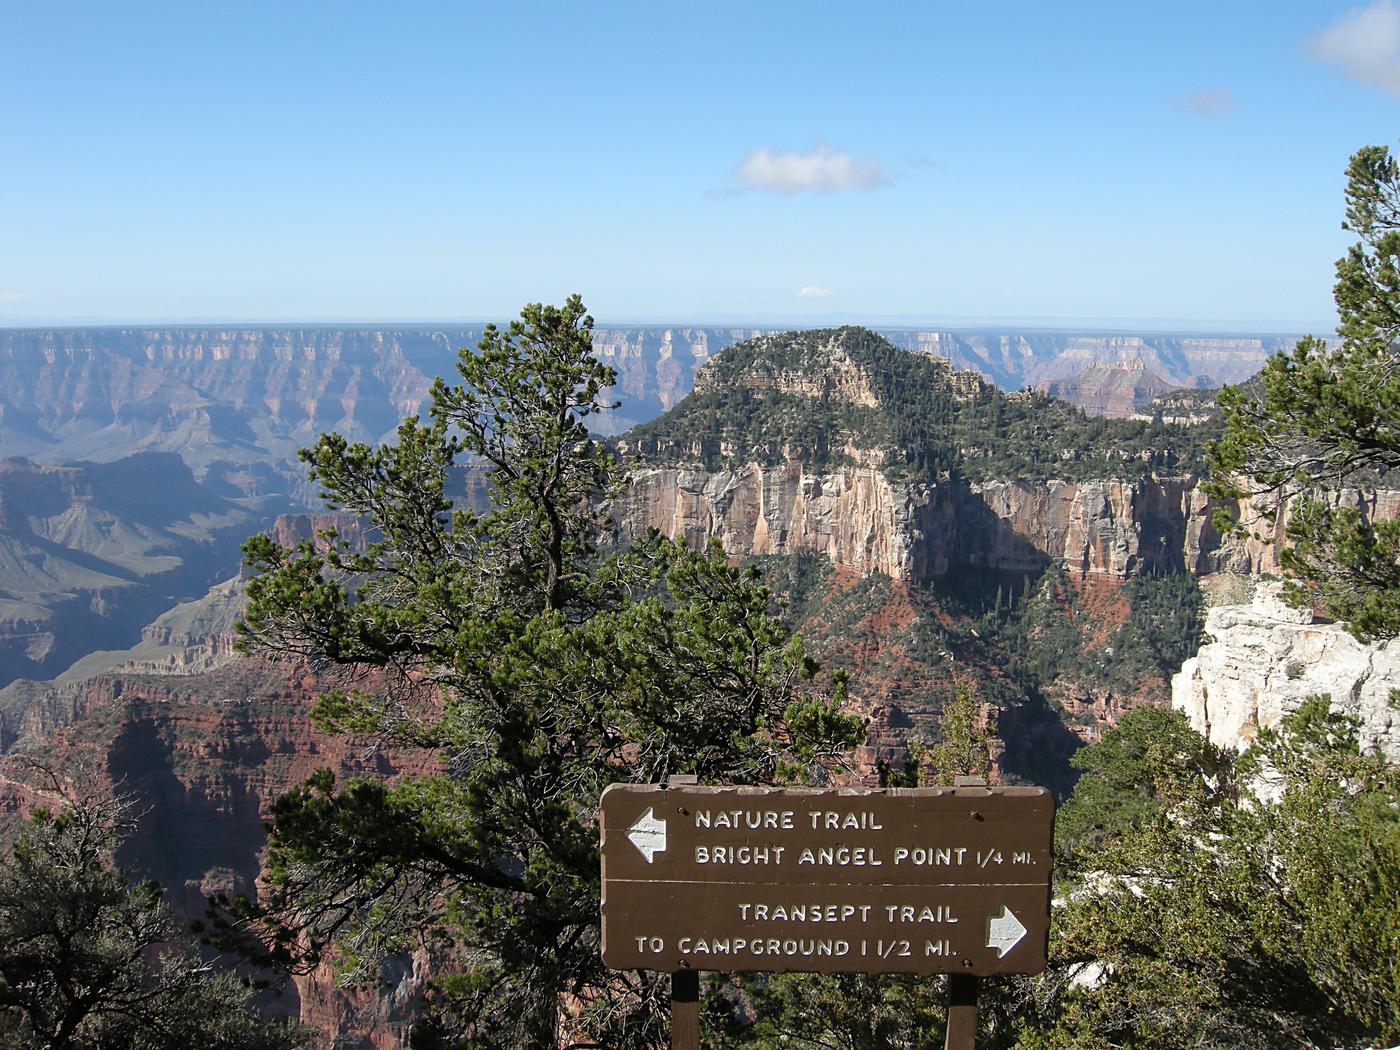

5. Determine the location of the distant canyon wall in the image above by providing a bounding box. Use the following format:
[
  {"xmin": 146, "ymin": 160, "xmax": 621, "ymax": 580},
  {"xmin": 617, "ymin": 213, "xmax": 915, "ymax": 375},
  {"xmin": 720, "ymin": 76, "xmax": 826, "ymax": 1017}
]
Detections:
[
  {"xmin": 0, "ymin": 327, "xmax": 760, "ymax": 472},
  {"xmin": 0, "ymin": 327, "xmax": 1298, "ymax": 478},
  {"xmin": 877, "ymin": 331, "xmax": 1296, "ymax": 392}
]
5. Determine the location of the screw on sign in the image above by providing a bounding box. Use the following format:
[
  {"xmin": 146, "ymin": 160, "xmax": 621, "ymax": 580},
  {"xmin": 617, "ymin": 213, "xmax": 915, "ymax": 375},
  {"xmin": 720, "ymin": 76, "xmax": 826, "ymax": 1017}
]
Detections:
[{"xmin": 600, "ymin": 782, "xmax": 1054, "ymax": 1050}]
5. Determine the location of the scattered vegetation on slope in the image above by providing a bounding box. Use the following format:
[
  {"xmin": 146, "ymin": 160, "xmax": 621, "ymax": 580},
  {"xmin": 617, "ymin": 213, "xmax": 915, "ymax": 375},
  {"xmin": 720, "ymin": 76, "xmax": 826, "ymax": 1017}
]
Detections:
[
  {"xmin": 622, "ymin": 327, "xmax": 1221, "ymax": 483},
  {"xmin": 705, "ymin": 701, "xmax": 1400, "ymax": 1050},
  {"xmin": 0, "ymin": 771, "xmax": 311, "ymax": 1050},
  {"xmin": 992, "ymin": 567, "xmax": 1205, "ymax": 697}
]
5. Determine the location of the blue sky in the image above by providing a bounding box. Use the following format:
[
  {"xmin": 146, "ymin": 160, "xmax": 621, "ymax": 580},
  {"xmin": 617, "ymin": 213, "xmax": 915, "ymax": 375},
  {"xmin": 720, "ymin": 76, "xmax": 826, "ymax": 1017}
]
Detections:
[{"xmin": 4, "ymin": 1, "xmax": 1400, "ymax": 330}]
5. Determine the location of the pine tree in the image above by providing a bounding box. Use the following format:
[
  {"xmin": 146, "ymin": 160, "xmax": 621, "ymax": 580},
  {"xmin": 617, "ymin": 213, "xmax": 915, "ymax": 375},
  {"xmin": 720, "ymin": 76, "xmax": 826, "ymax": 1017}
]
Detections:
[
  {"xmin": 1019, "ymin": 703, "xmax": 1400, "ymax": 1049},
  {"xmin": 1211, "ymin": 144, "xmax": 1400, "ymax": 640},
  {"xmin": 230, "ymin": 296, "xmax": 862, "ymax": 1047},
  {"xmin": 0, "ymin": 770, "xmax": 310, "ymax": 1050}
]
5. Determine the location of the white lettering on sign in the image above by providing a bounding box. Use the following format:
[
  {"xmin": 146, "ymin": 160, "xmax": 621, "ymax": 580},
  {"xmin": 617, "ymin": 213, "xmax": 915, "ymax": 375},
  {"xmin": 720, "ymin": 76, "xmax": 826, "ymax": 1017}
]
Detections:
[
  {"xmin": 796, "ymin": 845, "xmax": 883, "ymax": 866},
  {"xmin": 738, "ymin": 903, "xmax": 873, "ymax": 923},
  {"xmin": 807, "ymin": 810, "xmax": 885, "ymax": 830},
  {"xmin": 892, "ymin": 846, "xmax": 968, "ymax": 866},
  {"xmin": 601, "ymin": 785, "xmax": 1055, "ymax": 977},
  {"xmin": 864, "ymin": 939, "xmax": 912, "ymax": 958},
  {"xmin": 884, "ymin": 905, "xmax": 959, "ymax": 924},
  {"xmin": 678, "ymin": 936, "xmax": 852, "ymax": 957},
  {"xmin": 695, "ymin": 845, "xmax": 786, "ymax": 865},
  {"xmin": 694, "ymin": 809, "xmax": 795, "ymax": 830}
]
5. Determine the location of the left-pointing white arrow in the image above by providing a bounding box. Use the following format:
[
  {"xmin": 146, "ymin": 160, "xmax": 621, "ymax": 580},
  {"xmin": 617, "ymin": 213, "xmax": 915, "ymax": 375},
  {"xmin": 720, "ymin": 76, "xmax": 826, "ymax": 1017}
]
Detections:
[
  {"xmin": 986, "ymin": 906, "xmax": 1027, "ymax": 958},
  {"xmin": 627, "ymin": 808, "xmax": 667, "ymax": 863}
]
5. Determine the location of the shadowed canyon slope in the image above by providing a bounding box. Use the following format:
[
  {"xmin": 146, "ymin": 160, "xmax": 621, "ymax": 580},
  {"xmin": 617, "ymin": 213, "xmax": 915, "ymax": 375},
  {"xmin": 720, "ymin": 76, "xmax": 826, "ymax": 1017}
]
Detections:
[
  {"xmin": 0, "ymin": 655, "xmax": 437, "ymax": 1049},
  {"xmin": 0, "ymin": 453, "xmax": 287, "ymax": 688}
]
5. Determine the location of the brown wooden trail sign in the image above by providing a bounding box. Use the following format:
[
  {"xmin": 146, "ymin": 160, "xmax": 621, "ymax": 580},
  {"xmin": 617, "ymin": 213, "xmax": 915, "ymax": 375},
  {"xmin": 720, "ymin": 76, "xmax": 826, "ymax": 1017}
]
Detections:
[{"xmin": 600, "ymin": 783, "xmax": 1054, "ymax": 981}]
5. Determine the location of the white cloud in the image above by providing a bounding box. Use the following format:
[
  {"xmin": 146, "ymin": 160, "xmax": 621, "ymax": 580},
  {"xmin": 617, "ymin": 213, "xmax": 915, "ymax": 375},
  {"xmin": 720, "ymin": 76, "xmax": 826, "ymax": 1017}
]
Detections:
[
  {"xmin": 1310, "ymin": 1, "xmax": 1400, "ymax": 95},
  {"xmin": 733, "ymin": 144, "xmax": 890, "ymax": 194},
  {"xmin": 0, "ymin": 291, "xmax": 31, "ymax": 305},
  {"xmin": 1175, "ymin": 88, "xmax": 1235, "ymax": 118},
  {"xmin": 798, "ymin": 286, "xmax": 833, "ymax": 299}
]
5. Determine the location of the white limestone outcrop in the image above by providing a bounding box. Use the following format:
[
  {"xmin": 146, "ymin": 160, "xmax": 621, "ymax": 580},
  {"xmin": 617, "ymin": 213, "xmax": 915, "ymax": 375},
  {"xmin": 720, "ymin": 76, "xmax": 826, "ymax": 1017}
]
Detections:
[
  {"xmin": 618, "ymin": 461, "xmax": 949, "ymax": 581},
  {"xmin": 1172, "ymin": 582, "xmax": 1400, "ymax": 760}
]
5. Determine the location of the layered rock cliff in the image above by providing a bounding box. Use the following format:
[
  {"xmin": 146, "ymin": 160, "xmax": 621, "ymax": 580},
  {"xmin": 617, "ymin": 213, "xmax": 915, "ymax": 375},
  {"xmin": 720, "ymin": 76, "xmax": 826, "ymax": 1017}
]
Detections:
[
  {"xmin": 966, "ymin": 477, "xmax": 1285, "ymax": 579},
  {"xmin": 1172, "ymin": 582, "xmax": 1400, "ymax": 760},
  {"xmin": 614, "ymin": 462, "xmax": 1281, "ymax": 584},
  {"xmin": 619, "ymin": 461, "xmax": 948, "ymax": 580}
]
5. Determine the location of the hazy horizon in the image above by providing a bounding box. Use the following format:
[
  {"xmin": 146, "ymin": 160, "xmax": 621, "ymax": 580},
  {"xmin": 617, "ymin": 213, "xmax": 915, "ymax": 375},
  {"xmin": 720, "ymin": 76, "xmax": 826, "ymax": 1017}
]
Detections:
[{"xmin": 0, "ymin": 311, "xmax": 1338, "ymax": 338}]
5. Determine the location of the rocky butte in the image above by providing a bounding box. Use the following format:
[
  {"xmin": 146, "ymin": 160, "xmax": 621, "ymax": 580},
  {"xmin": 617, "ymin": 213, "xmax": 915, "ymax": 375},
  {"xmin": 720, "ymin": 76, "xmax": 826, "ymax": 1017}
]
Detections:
[
  {"xmin": 1034, "ymin": 357, "xmax": 1184, "ymax": 418},
  {"xmin": 608, "ymin": 326, "xmax": 1400, "ymax": 778},
  {"xmin": 609, "ymin": 327, "xmax": 1277, "ymax": 586}
]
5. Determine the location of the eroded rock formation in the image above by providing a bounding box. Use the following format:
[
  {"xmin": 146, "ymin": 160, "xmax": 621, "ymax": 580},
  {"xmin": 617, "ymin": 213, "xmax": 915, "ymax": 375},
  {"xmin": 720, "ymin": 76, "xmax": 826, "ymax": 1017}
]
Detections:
[
  {"xmin": 0, "ymin": 454, "xmax": 278, "ymax": 687},
  {"xmin": 1172, "ymin": 582, "xmax": 1400, "ymax": 760},
  {"xmin": 1035, "ymin": 358, "xmax": 1182, "ymax": 418},
  {"xmin": 611, "ymin": 464, "xmax": 1282, "ymax": 584}
]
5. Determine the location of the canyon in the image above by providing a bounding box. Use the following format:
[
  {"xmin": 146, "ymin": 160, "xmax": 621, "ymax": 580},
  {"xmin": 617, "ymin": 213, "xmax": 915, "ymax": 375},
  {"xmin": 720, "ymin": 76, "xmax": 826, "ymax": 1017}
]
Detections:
[
  {"xmin": 0, "ymin": 326, "xmax": 1327, "ymax": 793},
  {"xmin": 0, "ymin": 452, "xmax": 286, "ymax": 688},
  {"xmin": 0, "ymin": 322, "xmax": 1278, "ymax": 696},
  {"xmin": 0, "ymin": 322, "xmax": 1357, "ymax": 1047},
  {"xmin": 0, "ymin": 325, "xmax": 1295, "ymax": 495}
]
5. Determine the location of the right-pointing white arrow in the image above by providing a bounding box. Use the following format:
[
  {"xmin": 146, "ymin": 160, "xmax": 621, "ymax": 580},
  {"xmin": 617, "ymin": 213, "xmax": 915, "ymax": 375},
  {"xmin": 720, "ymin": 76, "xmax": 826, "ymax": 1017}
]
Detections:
[
  {"xmin": 986, "ymin": 906, "xmax": 1027, "ymax": 958},
  {"xmin": 626, "ymin": 808, "xmax": 667, "ymax": 863}
]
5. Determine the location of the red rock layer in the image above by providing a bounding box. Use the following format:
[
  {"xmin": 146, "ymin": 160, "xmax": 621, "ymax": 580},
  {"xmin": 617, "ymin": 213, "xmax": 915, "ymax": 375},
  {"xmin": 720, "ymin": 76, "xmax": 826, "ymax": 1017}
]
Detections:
[{"xmin": 0, "ymin": 658, "xmax": 438, "ymax": 1049}]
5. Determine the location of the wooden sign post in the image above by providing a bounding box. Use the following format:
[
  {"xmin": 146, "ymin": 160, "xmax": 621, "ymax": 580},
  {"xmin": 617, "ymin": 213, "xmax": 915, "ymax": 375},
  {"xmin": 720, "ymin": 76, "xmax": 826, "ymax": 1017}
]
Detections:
[{"xmin": 600, "ymin": 783, "xmax": 1054, "ymax": 1049}]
